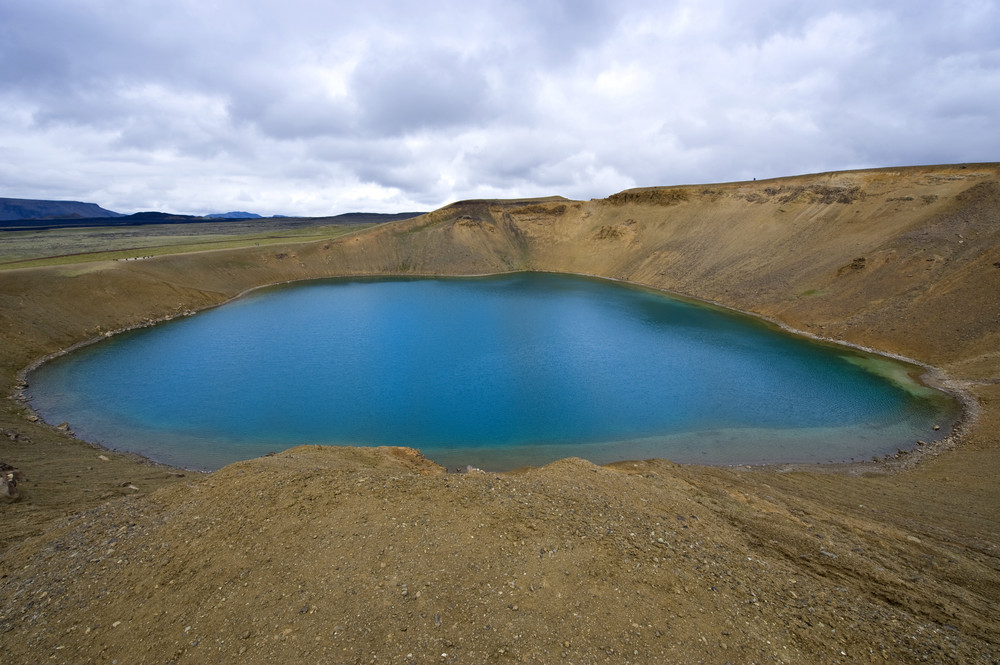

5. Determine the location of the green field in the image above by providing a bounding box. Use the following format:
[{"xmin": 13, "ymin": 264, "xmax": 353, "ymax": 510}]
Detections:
[{"xmin": 0, "ymin": 218, "xmax": 376, "ymax": 269}]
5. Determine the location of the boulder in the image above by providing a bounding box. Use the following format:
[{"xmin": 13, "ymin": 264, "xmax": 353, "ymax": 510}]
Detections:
[{"xmin": 1, "ymin": 462, "xmax": 25, "ymax": 500}]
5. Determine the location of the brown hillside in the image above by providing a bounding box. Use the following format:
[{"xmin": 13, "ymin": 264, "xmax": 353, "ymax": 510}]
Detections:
[{"xmin": 1, "ymin": 164, "xmax": 998, "ymax": 663}]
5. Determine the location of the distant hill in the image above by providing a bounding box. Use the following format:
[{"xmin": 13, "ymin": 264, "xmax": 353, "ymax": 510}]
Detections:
[
  {"xmin": 125, "ymin": 212, "xmax": 199, "ymax": 221},
  {"xmin": 205, "ymin": 211, "xmax": 263, "ymax": 219},
  {"xmin": 0, "ymin": 198, "xmax": 123, "ymax": 222},
  {"xmin": 0, "ymin": 200, "xmax": 429, "ymax": 231}
]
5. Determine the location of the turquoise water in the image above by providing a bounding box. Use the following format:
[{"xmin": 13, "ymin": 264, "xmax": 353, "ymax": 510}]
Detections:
[{"xmin": 28, "ymin": 273, "xmax": 957, "ymax": 471}]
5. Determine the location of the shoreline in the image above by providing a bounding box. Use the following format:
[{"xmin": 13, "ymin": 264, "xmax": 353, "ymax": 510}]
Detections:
[{"xmin": 12, "ymin": 269, "xmax": 973, "ymax": 478}]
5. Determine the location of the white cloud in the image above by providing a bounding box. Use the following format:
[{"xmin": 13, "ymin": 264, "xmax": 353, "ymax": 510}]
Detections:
[{"xmin": 0, "ymin": 0, "xmax": 997, "ymax": 216}]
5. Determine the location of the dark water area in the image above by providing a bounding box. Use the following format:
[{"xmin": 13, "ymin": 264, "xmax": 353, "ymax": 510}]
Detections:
[{"xmin": 28, "ymin": 273, "xmax": 958, "ymax": 471}]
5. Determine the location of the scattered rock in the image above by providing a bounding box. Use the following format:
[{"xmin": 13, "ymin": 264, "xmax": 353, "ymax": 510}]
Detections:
[
  {"xmin": 1, "ymin": 462, "xmax": 26, "ymax": 500},
  {"xmin": 4, "ymin": 429, "xmax": 32, "ymax": 444},
  {"xmin": 594, "ymin": 225, "xmax": 626, "ymax": 240}
]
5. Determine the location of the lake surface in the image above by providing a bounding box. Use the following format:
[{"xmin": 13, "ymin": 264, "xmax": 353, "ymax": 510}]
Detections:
[{"xmin": 28, "ymin": 273, "xmax": 957, "ymax": 471}]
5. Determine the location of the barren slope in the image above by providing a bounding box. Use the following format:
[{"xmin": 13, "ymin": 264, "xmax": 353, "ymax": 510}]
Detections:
[{"xmin": 1, "ymin": 164, "xmax": 998, "ymax": 664}]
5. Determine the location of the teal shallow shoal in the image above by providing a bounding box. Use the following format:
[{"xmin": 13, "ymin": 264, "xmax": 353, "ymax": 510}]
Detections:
[{"xmin": 28, "ymin": 273, "xmax": 958, "ymax": 470}]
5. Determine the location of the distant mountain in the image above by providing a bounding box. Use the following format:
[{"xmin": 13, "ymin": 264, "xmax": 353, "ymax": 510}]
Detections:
[
  {"xmin": 0, "ymin": 197, "xmax": 123, "ymax": 221},
  {"xmin": 1, "ymin": 209, "xmax": 200, "ymax": 231},
  {"xmin": 126, "ymin": 211, "xmax": 199, "ymax": 221},
  {"xmin": 0, "ymin": 197, "xmax": 429, "ymax": 231},
  {"xmin": 205, "ymin": 211, "xmax": 263, "ymax": 219}
]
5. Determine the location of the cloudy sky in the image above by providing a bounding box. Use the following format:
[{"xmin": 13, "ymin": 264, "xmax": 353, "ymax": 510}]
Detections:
[{"xmin": 1, "ymin": 1, "xmax": 998, "ymax": 216}]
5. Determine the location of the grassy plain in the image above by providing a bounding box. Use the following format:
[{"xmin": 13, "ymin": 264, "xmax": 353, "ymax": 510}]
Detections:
[
  {"xmin": 1, "ymin": 164, "xmax": 998, "ymax": 663},
  {"xmin": 0, "ymin": 218, "xmax": 375, "ymax": 269}
]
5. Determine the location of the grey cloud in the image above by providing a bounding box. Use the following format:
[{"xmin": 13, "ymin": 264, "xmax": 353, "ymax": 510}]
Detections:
[
  {"xmin": 498, "ymin": 0, "xmax": 622, "ymax": 67},
  {"xmin": 459, "ymin": 130, "xmax": 579, "ymax": 186},
  {"xmin": 301, "ymin": 137, "xmax": 433, "ymax": 191},
  {"xmin": 1, "ymin": 0, "xmax": 997, "ymax": 215},
  {"xmin": 226, "ymin": 86, "xmax": 354, "ymax": 141},
  {"xmin": 353, "ymin": 158, "xmax": 445, "ymax": 195},
  {"xmin": 349, "ymin": 49, "xmax": 497, "ymax": 136}
]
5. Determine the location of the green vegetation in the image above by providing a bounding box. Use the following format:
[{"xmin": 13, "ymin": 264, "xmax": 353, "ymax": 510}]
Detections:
[{"xmin": 840, "ymin": 353, "xmax": 944, "ymax": 399}]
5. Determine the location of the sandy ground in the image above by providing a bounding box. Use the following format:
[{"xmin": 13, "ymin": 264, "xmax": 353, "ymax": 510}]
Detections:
[{"xmin": 1, "ymin": 164, "xmax": 998, "ymax": 663}]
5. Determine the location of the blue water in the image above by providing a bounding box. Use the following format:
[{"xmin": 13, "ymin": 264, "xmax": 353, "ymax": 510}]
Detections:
[{"xmin": 28, "ymin": 273, "xmax": 957, "ymax": 470}]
